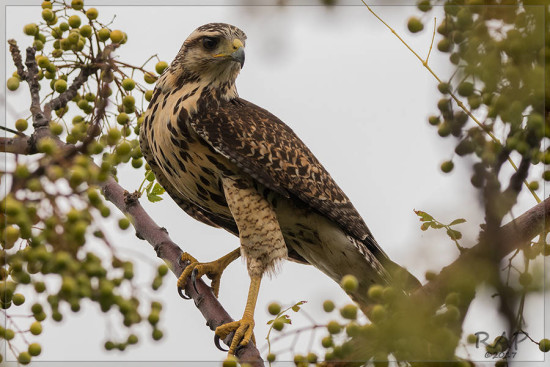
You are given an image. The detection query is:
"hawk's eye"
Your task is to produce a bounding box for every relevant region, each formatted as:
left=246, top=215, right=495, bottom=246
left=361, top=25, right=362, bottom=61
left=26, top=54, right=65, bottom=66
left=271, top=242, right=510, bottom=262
left=202, top=37, right=219, bottom=51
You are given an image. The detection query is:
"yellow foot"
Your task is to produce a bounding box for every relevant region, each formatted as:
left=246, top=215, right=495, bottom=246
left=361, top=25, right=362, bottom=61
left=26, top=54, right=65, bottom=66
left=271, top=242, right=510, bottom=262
left=215, top=316, right=256, bottom=355
left=176, top=249, right=240, bottom=299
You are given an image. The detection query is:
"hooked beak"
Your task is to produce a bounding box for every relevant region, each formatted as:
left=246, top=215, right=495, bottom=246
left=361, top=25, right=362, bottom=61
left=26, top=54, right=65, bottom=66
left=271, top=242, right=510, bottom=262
left=231, top=47, right=245, bottom=68
left=214, top=39, right=245, bottom=68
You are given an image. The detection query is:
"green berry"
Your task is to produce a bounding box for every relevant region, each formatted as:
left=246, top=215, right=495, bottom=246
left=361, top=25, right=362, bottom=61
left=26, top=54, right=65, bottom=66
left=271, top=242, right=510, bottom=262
left=86, top=8, right=98, bottom=20
left=152, top=328, right=163, bottom=340
left=144, top=72, right=157, bottom=84
left=18, top=351, right=31, bottom=365
left=321, top=336, right=333, bottom=348
left=467, top=333, right=478, bottom=344
left=98, top=28, right=110, bottom=42
left=122, top=95, right=135, bottom=108
left=441, top=160, right=454, bottom=173
left=7, top=77, right=20, bottom=91
left=68, top=15, right=81, bottom=28
left=407, top=17, right=424, bottom=33
left=54, top=79, right=67, bottom=93
left=116, top=141, right=132, bottom=156
left=24, top=23, right=39, bottom=36
left=367, top=284, right=384, bottom=300
left=80, top=25, right=92, bottom=38
left=122, top=78, right=135, bottom=91
left=539, top=338, right=550, bottom=352
left=128, top=334, right=138, bottom=344
left=327, top=320, right=341, bottom=334
left=457, top=81, right=474, bottom=97
left=323, top=300, right=335, bottom=312
left=30, top=321, right=42, bottom=335
left=118, top=217, right=130, bottom=230
left=155, top=61, right=168, bottom=74
left=223, top=356, right=238, bottom=367
left=267, top=302, right=281, bottom=315
left=42, top=9, right=55, bottom=22
left=267, top=353, right=276, bottom=362
left=370, top=304, right=386, bottom=322
left=117, top=112, right=130, bottom=125
left=340, top=274, right=358, bottom=292
left=12, top=293, right=25, bottom=306
left=28, top=343, right=41, bottom=356
left=145, top=90, right=154, bottom=101
left=272, top=318, right=284, bottom=331
left=340, top=304, right=358, bottom=320
left=71, top=0, right=84, bottom=10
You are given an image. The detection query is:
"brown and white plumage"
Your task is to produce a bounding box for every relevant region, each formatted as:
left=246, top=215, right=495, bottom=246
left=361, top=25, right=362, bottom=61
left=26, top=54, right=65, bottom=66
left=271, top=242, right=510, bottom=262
left=140, top=22, right=418, bottom=354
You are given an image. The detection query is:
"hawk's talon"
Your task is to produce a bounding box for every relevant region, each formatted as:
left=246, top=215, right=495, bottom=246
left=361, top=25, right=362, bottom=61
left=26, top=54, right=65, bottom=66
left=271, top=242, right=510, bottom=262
left=214, top=334, right=229, bottom=352
left=191, top=267, right=200, bottom=294
left=177, top=286, right=191, bottom=300
left=215, top=317, right=255, bottom=355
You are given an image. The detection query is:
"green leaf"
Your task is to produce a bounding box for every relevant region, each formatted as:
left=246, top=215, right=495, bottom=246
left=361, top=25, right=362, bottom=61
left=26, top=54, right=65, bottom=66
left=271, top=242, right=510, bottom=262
left=421, top=222, right=431, bottom=231
left=151, top=183, right=165, bottom=196
left=449, top=218, right=466, bottom=226
left=446, top=228, right=462, bottom=240
left=414, top=210, right=434, bottom=222
left=431, top=222, right=445, bottom=229
left=147, top=194, right=163, bottom=203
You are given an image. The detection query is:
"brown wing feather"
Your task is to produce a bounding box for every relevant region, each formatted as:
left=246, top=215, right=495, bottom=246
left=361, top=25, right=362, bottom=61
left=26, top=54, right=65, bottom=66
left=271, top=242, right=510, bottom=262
left=189, top=97, right=373, bottom=242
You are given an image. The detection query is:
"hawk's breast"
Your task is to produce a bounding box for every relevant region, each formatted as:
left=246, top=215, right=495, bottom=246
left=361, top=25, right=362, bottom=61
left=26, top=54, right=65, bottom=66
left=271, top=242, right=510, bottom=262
left=142, top=86, right=238, bottom=219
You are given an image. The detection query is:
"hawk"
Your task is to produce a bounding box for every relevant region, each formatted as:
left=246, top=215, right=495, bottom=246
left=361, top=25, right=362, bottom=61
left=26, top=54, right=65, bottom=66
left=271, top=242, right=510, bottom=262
left=140, top=22, right=419, bottom=355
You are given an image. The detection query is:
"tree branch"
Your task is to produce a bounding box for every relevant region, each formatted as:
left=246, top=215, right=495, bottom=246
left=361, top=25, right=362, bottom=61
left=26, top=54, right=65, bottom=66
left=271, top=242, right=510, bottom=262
left=0, top=135, right=31, bottom=154
left=415, top=196, right=550, bottom=304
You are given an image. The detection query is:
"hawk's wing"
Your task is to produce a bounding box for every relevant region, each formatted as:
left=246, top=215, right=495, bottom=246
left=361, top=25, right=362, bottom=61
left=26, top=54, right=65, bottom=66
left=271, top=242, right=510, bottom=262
left=190, top=97, right=376, bottom=244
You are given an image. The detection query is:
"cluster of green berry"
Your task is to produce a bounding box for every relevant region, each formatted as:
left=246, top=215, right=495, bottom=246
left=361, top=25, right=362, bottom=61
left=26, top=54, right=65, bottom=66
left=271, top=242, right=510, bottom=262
left=2, top=0, right=173, bottom=363
left=409, top=1, right=547, bottom=192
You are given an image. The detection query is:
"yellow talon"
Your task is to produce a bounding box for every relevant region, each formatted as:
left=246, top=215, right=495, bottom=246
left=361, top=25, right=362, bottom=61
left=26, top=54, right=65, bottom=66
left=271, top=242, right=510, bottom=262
left=215, top=275, right=261, bottom=355
left=176, top=248, right=240, bottom=298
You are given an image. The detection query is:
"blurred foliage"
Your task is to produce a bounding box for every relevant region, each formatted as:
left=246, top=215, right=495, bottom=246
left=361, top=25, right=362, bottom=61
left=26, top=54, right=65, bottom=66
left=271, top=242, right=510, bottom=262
left=2, top=0, right=170, bottom=363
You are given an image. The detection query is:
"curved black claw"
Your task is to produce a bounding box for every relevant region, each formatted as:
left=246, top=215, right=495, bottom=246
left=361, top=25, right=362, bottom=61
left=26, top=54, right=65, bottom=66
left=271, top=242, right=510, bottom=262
left=191, top=268, right=200, bottom=294
left=177, top=286, right=191, bottom=300
left=214, top=334, right=229, bottom=352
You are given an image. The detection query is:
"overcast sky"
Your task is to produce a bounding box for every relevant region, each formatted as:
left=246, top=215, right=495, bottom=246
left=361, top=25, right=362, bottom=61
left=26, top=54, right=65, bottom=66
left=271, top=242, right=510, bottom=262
left=2, top=1, right=548, bottom=366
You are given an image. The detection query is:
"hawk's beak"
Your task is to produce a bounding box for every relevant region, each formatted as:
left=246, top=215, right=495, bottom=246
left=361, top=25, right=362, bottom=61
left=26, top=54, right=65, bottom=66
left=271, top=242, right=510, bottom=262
left=230, top=39, right=245, bottom=68
left=213, top=39, right=245, bottom=68
left=231, top=47, right=245, bottom=68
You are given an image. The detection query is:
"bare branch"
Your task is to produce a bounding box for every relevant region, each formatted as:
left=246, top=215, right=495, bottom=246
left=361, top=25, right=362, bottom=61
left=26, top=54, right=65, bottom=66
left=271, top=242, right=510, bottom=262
left=0, top=135, right=31, bottom=154
left=22, top=46, right=48, bottom=128
left=7, top=39, right=27, bottom=80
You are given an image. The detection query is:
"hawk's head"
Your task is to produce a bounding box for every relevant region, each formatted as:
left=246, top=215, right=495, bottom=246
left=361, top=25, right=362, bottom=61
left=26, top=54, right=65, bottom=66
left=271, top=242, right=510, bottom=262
left=171, top=23, right=247, bottom=87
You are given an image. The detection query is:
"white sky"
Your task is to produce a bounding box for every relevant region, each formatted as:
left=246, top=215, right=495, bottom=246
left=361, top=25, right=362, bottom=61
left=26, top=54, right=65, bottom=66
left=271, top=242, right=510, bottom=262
left=1, top=1, right=548, bottom=366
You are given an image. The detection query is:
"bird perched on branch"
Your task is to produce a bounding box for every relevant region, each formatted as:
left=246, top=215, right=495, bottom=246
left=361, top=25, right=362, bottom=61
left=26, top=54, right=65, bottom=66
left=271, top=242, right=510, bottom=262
left=140, top=22, right=419, bottom=355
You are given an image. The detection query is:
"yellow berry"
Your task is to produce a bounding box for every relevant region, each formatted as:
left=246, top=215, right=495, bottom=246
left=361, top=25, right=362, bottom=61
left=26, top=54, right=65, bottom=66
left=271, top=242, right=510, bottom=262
left=15, top=119, right=28, bottom=132
left=323, top=300, right=335, bottom=312
left=86, top=8, right=98, bottom=20
left=539, top=338, right=550, bottom=352
left=71, top=0, right=84, bottom=10
left=68, top=15, right=81, bottom=28
left=110, top=29, right=124, bottom=43
left=18, top=351, right=31, bottom=365
left=144, top=72, right=157, bottom=84
left=23, top=23, right=39, bottom=36
left=7, top=77, right=20, bottom=91
left=145, top=89, right=154, bottom=101
left=30, top=321, right=42, bottom=335
left=122, top=78, right=135, bottom=91
left=155, top=61, right=168, bottom=74
left=28, top=343, right=41, bottom=356
left=340, top=274, right=358, bottom=292
left=407, top=17, right=424, bottom=33
left=54, top=79, right=67, bottom=93
left=97, top=28, right=110, bottom=42
left=80, top=25, right=92, bottom=38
